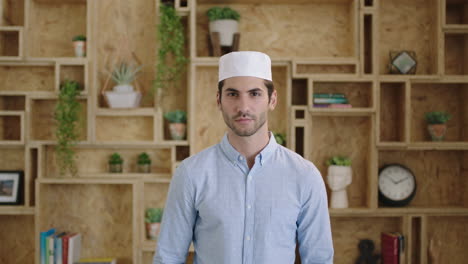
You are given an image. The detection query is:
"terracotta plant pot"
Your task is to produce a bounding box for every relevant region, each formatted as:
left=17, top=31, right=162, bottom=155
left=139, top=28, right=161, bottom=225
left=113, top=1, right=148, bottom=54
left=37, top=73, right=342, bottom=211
left=427, top=124, right=447, bottom=141
left=73, top=41, right=86, bottom=57
left=169, top=123, right=186, bottom=140
left=146, top=222, right=161, bottom=240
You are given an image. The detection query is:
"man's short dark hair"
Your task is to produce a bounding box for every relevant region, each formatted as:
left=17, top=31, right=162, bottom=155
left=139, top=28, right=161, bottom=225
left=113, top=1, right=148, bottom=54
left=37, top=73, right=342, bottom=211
left=218, top=79, right=275, bottom=102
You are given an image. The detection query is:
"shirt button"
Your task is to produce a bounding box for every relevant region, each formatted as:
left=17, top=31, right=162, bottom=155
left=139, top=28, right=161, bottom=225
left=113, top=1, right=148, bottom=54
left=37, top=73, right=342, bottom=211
left=247, top=236, right=251, bottom=241
left=247, top=205, right=251, bottom=209
left=239, top=156, right=244, bottom=161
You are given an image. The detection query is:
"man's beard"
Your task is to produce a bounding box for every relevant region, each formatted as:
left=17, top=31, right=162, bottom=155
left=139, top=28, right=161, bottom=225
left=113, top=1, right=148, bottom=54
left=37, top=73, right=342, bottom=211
left=222, top=110, right=267, bottom=137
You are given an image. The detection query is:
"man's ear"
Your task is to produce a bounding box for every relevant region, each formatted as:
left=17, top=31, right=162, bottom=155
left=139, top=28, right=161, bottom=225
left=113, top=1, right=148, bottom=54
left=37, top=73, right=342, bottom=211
left=217, top=92, right=221, bottom=110
left=269, top=90, right=277, bottom=111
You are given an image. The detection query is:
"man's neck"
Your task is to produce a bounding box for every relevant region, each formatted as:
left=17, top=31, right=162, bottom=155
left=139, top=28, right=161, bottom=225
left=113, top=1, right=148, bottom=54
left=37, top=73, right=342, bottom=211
left=227, top=128, right=270, bottom=169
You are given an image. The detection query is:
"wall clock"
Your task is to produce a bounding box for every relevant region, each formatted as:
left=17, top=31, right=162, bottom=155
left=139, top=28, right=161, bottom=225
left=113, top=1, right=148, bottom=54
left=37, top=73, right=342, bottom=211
left=378, top=164, right=417, bottom=207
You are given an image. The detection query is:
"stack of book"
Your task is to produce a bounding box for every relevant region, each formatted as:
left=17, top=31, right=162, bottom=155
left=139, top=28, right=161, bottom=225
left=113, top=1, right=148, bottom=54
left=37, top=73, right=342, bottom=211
left=313, top=93, right=352, bottom=108
left=40, top=228, right=82, bottom=264
left=381, top=232, right=405, bottom=264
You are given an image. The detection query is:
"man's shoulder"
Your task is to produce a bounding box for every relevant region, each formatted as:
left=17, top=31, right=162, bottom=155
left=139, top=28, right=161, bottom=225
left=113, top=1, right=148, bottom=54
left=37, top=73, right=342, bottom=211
left=275, top=145, right=322, bottom=182
left=179, top=143, right=221, bottom=168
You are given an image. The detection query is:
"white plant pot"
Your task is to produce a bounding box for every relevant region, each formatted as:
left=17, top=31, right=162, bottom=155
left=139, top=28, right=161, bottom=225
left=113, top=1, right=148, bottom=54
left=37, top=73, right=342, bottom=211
left=73, top=41, right=86, bottom=57
left=209, top=19, right=239, bottom=47
left=105, top=91, right=142, bottom=108
left=113, top=84, right=134, bottom=93
left=327, top=165, right=352, bottom=209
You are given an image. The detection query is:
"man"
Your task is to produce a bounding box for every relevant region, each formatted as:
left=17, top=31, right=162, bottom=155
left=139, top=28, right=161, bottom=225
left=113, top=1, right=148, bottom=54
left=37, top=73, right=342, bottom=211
left=153, top=51, right=333, bottom=264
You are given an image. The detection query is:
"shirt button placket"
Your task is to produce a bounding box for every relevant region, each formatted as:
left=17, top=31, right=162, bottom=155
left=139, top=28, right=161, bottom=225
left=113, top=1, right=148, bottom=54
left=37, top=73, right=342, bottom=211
left=243, top=167, right=255, bottom=264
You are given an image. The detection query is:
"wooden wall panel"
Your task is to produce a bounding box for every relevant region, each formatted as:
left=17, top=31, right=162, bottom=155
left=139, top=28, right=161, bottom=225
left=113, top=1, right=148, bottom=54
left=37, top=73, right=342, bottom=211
left=0, top=215, right=34, bottom=264
left=95, top=116, right=153, bottom=142
left=426, top=216, right=468, bottom=264
left=445, top=34, right=468, bottom=75
left=0, top=96, right=25, bottom=110
left=196, top=3, right=355, bottom=58
left=380, top=82, right=405, bottom=142
left=0, top=147, right=24, bottom=170
left=1, top=115, right=20, bottom=140
left=144, top=183, right=169, bottom=209
left=309, top=116, right=371, bottom=208
left=268, top=66, right=288, bottom=137
left=0, top=65, right=54, bottom=92
left=39, top=184, right=133, bottom=264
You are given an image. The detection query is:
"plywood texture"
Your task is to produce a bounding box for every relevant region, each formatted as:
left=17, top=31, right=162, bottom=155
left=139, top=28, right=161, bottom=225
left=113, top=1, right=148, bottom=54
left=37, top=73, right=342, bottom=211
left=196, top=3, right=355, bottom=58
left=331, top=216, right=402, bottom=264
left=292, top=79, right=308, bottom=106
left=60, top=65, right=85, bottom=89
left=1, top=0, right=25, bottom=26
left=0, top=147, right=24, bottom=170
left=378, top=150, right=468, bottom=208
left=379, top=0, right=438, bottom=75
left=268, top=66, right=288, bottom=136
left=0, top=115, right=20, bottom=140
left=446, top=1, right=468, bottom=24
left=445, top=34, right=468, bottom=75
left=0, top=215, right=34, bottom=264
left=0, top=95, right=25, bottom=110
left=31, top=99, right=87, bottom=141
left=0, top=30, right=19, bottom=56
left=39, top=184, right=133, bottom=264
left=27, top=1, right=86, bottom=57
left=309, top=116, right=371, bottom=208
left=44, top=146, right=172, bottom=176
left=296, top=64, right=355, bottom=75
left=426, top=216, right=468, bottom=264
left=380, top=82, right=405, bottom=142
left=0, top=65, right=55, bottom=92
left=410, top=83, right=468, bottom=142
left=95, top=116, right=153, bottom=142
left=313, top=81, right=372, bottom=108
left=144, top=183, right=169, bottom=209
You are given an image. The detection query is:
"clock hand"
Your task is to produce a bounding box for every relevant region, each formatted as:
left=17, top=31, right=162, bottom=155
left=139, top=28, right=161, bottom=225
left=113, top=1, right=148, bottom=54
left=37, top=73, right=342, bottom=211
left=395, top=177, right=409, bottom=184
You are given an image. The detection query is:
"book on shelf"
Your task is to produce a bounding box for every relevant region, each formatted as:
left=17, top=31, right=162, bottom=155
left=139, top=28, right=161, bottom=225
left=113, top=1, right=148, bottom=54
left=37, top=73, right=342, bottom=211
left=74, top=258, right=117, bottom=264
left=313, top=93, right=346, bottom=98
left=40, top=228, right=55, bottom=264
left=313, top=103, right=353, bottom=108
left=381, top=232, right=405, bottom=264
left=313, top=97, right=349, bottom=104
left=40, top=229, right=81, bottom=264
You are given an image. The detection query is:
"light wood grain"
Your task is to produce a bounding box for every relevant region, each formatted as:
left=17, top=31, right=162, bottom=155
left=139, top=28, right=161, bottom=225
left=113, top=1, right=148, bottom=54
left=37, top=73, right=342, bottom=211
left=0, top=215, right=35, bottom=264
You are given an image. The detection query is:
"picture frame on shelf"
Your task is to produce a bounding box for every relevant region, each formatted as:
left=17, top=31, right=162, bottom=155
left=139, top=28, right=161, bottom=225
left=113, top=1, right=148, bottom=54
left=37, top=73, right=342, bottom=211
left=0, top=171, right=23, bottom=205
left=388, top=51, right=417, bottom=74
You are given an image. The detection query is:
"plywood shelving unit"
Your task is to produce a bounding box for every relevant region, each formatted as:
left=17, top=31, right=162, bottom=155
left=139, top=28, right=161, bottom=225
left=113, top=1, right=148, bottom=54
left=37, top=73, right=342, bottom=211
left=0, top=0, right=468, bottom=263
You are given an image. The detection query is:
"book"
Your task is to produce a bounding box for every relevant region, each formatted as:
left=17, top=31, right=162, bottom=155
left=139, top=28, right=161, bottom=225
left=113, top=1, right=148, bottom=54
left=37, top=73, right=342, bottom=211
left=381, top=232, right=405, bottom=264
left=313, top=93, right=346, bottom=98
left=47, top=234, right=56, bottom=264
left=313, top=103, right=330, bottom=108
left=54, top=232, right=67, bottom=264
left=74, top=258, right=117, bottom=264
left=313, top=97, right=349, bottom=104
left=68, top=233, right=82, bottom=264
left=40, top=228, right=56, bottom=264
left=63, top=233, right=76, bottom=264
left=328, top=104, right=352, bottom=108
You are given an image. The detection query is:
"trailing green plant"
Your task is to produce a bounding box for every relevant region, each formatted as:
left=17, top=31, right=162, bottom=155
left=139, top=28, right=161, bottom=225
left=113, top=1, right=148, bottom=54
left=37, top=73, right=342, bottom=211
left=206, top=7, right=240, bottom=21
left=138, top=152, right=151, bottom=165
left=273, top=132, right=286, bottom=146
left=72, top=35, right=86, bottom=42
left=54, top=80, right=82, bottom=176
left=109, top=153, right=123, bottom=165
left=164, top=110, right=187, bottom=123
left=326, top=156, right=351, bottom=166
left=109, top=62, right=143, bottom=86
left=424, top=111, right=451, bottom=124
left=145, top=208, right=164, bottom=223
left=153, top=3, right=188, bottom=99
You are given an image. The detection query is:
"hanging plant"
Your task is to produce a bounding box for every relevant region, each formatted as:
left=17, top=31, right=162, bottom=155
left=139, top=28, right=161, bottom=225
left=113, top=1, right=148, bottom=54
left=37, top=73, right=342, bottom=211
left=152, top=3, right=188, bottom=102
left=54, top=80, right=82, bottom=177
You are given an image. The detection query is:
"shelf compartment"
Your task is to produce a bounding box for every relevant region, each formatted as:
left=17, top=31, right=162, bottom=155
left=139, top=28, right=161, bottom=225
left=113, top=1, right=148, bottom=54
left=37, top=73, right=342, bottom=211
left=0, top=95, right=25, bottom=110
left=362, top=13, right=374, bottom=74
left=293, top=60, right=357, bottom=76
left=331, top=216, right=403, bottom=264
left=43, top=145, right=172, bottom=178
left=0, top=0, right=25, bottom=26
left=410, top=82, right=468, bottom=142
left=27, top=0, right=87, bottom=58
left=378, top=0, right=439, bottom=75
left=142, top=182, right=170, bottom=250
left=444, top=32, right=468, bottom=75
left=38, top=182, right=134, bottom=263
left=379, top=82, right=407, bottom=143
left=195, top=0, right=357, bottom=58
left=291, top=79, right=308, bottom=106
left=309, top=116, right=373, bottom=208
left=445, top=0, right=468, bottom=26
left=0, top=147, right=24, bottom=171
left=95, top=116, right=154, bottom=143
left=0, top=215, right=34, bottom=264
left=426, top=215, right=468, bottom=264
left=310, top=80, right=374, bottom=110
left=0, top=111, right=23, bottom=143
left=0, top=26, right=22, bottom=59
left=378, top=150, right=468, bottom=208
left=0, top=64, right=55, bottom=92
left=30, top=98, right=87, bottom=141
left=57, top=62, right=87, bottom=92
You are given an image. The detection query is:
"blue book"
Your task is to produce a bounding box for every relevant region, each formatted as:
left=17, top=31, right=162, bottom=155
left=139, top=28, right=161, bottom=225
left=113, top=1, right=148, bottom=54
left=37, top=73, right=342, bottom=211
left=40, top=228, right=55, bottom=264
left=54, top=232, right=66, bottom=264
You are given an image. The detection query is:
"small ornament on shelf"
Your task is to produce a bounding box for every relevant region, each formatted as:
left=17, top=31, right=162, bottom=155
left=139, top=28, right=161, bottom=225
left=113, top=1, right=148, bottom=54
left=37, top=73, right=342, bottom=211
left=72, top=35, right=86, bottom=57
left=164, top=110, right=187, bottom=140
left=137, top=152, right=151, bottom=173
left=388, top=50, right=417, bottom=74
left=313, top=93, right=352, bottom=108
left=108, top=153, right=123, bottom=173
left=424, top=111, right=451, bottom=141
left=207, top=6, right=241, bottom=56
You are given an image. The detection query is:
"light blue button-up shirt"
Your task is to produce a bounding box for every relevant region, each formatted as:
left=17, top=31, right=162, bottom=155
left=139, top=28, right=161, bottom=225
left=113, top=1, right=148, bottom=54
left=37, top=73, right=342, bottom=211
left=153, top=133, right=333, bottom=264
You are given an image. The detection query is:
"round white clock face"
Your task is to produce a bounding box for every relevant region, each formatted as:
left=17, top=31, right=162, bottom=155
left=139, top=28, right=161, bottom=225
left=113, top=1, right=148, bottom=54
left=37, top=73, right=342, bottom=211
left=379, top=165, right=416, bottom=201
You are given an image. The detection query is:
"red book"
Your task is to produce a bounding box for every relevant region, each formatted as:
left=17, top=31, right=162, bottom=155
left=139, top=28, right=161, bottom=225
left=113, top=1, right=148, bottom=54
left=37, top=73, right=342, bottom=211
left=381, top=232, right=402, bottom=264
left=62, top=233, right=76, bottom=264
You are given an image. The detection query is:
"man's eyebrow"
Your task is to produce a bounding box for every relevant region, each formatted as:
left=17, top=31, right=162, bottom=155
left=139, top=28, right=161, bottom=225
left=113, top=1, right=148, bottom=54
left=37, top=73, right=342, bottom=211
left=223, top=87, right=263, bottom=93
left=224, top=88, right=239, bottom=93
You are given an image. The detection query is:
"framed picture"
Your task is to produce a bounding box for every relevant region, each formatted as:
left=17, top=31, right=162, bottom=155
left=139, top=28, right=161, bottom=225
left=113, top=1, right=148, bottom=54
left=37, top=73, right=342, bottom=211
left=0, top=171, right=23, bottom=205
left=389, top=51, right=417, bottom=74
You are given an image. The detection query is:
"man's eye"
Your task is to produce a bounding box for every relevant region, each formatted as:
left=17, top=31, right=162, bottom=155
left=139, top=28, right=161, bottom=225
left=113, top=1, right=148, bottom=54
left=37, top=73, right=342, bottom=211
left=227, top=92, right=237, bottom=97
left=251, top=92, right=261, bottom=96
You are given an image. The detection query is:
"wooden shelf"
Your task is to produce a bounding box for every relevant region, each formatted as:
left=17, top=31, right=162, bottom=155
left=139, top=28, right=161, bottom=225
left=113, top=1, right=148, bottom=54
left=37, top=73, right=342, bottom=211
left=309, top=108, right=374, bottom=116
left=0, top=206, right=35, bottom=215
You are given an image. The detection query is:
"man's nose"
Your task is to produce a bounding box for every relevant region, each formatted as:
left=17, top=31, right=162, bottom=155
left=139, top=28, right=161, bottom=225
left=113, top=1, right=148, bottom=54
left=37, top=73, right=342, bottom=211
left=235, top=95, right=250, bottom=113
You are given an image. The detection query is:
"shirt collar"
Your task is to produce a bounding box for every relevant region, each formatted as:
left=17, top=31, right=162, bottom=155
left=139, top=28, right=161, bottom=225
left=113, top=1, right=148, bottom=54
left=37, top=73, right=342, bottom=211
left=220, top=131, right=278, bottom=166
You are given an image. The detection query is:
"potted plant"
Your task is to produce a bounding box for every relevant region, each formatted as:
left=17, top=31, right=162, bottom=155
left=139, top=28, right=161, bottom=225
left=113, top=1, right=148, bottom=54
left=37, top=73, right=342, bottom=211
left=425, top=111, right=451, bottom=141
left=54, top=80, right=82, bottom=177
left=105, top=62, right=143, bottom=108
left=145, top=208, right=164, bottom=240
left=153, top=3, right=188, bottom=104
left=164, top=110, right=187, bottom=140
left=137, top=152, right=151, bottom=173
left=326, top=156, right=352, bottom=209
left=207, top=6, right=240, bottom=47
left=109, top=153, right=123, bottom=173
left=273, top=132, right=286, bottom=146
left=72, top=35, right=86, bottom=57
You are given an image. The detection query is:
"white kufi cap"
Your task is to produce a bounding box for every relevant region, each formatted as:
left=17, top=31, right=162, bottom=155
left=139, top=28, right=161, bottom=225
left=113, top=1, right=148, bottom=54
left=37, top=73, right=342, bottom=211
left=218, top=51, right=272, bottom=82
